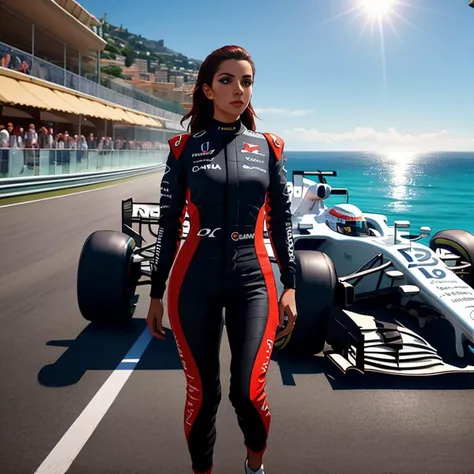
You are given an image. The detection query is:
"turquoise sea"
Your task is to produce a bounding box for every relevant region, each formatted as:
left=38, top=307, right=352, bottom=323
left=283, top=151, right=474, bottom=239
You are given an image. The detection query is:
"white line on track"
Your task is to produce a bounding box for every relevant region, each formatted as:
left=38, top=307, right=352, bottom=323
left=0, top=171, right=160, bottom=209
left=0, top=182, right=124, bottom=209
left=34, top=327, right=153, bottom=474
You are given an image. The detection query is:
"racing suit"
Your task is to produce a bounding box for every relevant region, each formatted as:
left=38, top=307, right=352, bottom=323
left=150, top=118, right=296, bottom=474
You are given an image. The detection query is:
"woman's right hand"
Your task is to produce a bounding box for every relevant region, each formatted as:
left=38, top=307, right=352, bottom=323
left=146, top=298, right=166, bottom=340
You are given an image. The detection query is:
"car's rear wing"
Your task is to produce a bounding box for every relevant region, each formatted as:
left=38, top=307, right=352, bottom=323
left=121, top=198, right=162, bottom=246
left=292, top=170, right=337, bottom=181
left=121, top=198, right=190, bottom=246
left=291, top=170, right=349, bottom=203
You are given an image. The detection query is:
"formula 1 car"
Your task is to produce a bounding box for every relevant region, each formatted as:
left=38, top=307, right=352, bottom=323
left=76, top=169, right=474, bottom=377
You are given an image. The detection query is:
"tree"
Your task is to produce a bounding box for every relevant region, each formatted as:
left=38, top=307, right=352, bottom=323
left=121, top=45, right=136, bottom=67
left=101, top=65, right=123, bottom=78
left=105, top=42, right=121, bottom=56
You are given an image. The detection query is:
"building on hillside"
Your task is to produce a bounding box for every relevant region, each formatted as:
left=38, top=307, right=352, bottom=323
left=134, top=59, right=148, bottom=75
left=120, top=79, right=193, bottom=110
left=155, top=68, right=169, bottom=82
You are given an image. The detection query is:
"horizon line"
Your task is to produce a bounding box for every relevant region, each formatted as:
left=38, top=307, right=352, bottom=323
left=284, top=149, right=474, bottom=153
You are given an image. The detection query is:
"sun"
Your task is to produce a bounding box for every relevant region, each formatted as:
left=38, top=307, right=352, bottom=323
left=320, top=0, right=420, bottom=91
left=361, top=0, right=398, bottom=19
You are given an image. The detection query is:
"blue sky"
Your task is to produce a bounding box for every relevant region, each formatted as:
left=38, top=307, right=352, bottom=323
left=80, top=0, right=474, bottom=151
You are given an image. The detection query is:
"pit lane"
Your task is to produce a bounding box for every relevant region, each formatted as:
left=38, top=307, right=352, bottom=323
left=0, top=172, right=473, bottom=474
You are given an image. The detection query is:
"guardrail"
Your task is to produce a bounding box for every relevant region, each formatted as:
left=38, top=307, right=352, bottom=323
left=0, top=164, right=163, bottom=198
left=0, top=148, right=168, bottom=198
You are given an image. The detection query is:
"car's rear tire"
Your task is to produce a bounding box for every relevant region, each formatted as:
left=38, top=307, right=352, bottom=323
left=276, top=250, right=337, bottom=356
left=430, top=229, right=474, bottom=286
left=77, top=230, right=139, bottom=324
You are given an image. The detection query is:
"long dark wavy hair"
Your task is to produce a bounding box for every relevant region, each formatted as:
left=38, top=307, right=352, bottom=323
left=180, top=45, right=258, bottom=133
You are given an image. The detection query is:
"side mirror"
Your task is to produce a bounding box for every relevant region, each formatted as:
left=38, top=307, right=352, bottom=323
left=394, top=220, right=410, bottom=244
left=420, top=226, right=431, bottom=237
left=394, top=220, right=410, bottom=229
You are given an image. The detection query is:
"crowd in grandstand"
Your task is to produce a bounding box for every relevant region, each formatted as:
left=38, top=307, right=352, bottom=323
left=0, top=121, right=167, bottom=151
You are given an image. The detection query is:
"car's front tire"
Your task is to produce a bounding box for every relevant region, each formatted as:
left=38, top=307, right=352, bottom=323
left=275, top=250, right=337, bottom=356
left=430, top=229, right=474, bottom=286
left=77, top=230, right=139, bottom=324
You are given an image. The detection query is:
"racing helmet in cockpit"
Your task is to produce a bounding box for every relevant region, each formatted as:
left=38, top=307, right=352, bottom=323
left=326, top=203, right=368, bottom=237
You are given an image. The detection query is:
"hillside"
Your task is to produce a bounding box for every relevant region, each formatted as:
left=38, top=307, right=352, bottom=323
left=99, top=16, right=202, bottom=72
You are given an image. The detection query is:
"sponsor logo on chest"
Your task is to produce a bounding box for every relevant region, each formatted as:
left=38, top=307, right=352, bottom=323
left=192, top=141, right=215, bottom=158
left=245, top=156, right=264, bottom=164
left=240, top=142, right=265, bottom=156
left=192, top=163, right=221, bottom=173
left=242, top=164, right=267, bottom=174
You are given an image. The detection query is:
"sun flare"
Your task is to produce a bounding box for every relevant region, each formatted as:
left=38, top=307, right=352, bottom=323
left=320, top=0, right=421, bottom=92
left=356, top=0, right=404, bottom=90
left=361, top=0, right=398, bottom=19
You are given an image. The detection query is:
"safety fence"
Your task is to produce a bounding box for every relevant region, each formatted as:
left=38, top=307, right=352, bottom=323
left=0, top=148, right=167, bottom=198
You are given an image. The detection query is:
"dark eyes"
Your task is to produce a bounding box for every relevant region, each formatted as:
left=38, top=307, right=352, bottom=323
left=219, top=77, right=253, bottom=87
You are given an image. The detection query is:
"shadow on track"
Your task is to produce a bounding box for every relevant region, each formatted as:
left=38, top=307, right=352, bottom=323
left=326, top=369, right=474, bottom=390
left=270, top=351, right=328, bottom=386
left=38, top=316, right=474, bottom=391
left=38, top=319, right=182, bottom=387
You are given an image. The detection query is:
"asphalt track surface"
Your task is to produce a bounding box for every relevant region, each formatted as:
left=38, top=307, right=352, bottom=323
left=1, top=172, right=474, bottom=474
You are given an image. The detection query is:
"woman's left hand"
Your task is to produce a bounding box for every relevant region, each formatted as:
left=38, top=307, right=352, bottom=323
left=276, top=288, right=297, bottom=340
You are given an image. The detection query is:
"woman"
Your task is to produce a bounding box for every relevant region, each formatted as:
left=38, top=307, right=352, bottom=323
left=146, top=45, right=297, bottom=474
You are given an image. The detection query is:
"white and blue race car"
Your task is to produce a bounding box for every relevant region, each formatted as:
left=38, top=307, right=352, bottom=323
left=269, top=170, right=474, bottom=376
left=76, top=169, right=474, bottom=377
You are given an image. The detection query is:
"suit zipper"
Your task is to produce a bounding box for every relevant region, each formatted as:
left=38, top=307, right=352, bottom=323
left=222, top=141, right=229, bottom=286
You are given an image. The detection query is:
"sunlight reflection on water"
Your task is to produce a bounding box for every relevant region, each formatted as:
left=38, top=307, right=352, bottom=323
left=365, top=150, right=429, bottom=213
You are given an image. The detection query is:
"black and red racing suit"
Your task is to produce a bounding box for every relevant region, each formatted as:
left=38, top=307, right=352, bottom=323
left=150, top=118, right=296, bottom=474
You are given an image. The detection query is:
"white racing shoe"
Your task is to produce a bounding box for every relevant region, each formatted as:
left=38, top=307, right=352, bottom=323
left=245, top=459, right=265, bottom=474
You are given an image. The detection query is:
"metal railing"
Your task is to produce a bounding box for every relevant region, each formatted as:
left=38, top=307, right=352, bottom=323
left=0, top=164, right=164, bottom=198
left=0, top=147, right=168, bottom=179
left=0, top=41, right=185, bottom=123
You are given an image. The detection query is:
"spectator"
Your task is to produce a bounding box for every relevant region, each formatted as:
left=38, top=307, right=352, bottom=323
left=6, top=123, right=14, bottom=146
left=0, top=124, right=9, bottom=147
left=77, top=135, right=88, bottom=163
left=19, top=60, right=30, bottom=75
left=1, top=52, right=11, bottom=68
left=0, top=125, right=8, bottom=175
left=12, top=126, right=24, bottom=148
left=24, top=123, right=38, bottom=169
left=39, top=127, right=51, bottom=148
left=87, top=132, right=97, bottom=149
left=24, top=124, right=38, bottom=148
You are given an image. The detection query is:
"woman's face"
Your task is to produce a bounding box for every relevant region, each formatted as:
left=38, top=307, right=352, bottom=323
left=204, top=59, right=254, bottom=122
